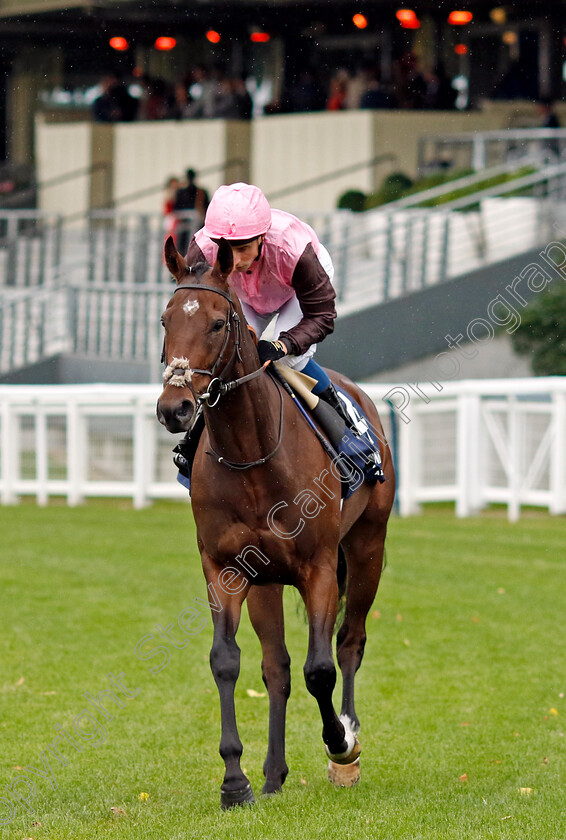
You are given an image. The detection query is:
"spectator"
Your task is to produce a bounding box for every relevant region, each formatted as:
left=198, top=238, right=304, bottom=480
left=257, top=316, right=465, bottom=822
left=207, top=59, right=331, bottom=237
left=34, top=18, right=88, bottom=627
left=393, top=51, right=427, bottom=109
left=170, top=81, right=193, bottom=120
left=286, top=68, right=326, bottom=113
left=186, top=65, right=216, bottom=118
left=92, top=73, right=138, bottom=122
left=424, top=63, right=457, bottom=110
left=231, top=77, right=253, bottom=119
left=211, top=77, right=238, bottom=118
left=173, top=169, right=210, bottom=255
left=326, top=70, right=349, bottom=111
left=143, top=77, right=173, bottom=120
left=538, top=96, right=560, bottom=129
left=163, top=175, right=181, bottom=241
left=538, top=97, right=561, bottom=159
left=359, top=65, right=396, bottom=109
left=344, top=63, right=368, bottom=109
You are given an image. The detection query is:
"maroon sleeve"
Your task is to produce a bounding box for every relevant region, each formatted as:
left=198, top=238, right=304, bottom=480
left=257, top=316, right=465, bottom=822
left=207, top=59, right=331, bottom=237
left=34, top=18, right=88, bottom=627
left=185, top=236, right=207, bottom=266
left=278, top=244, right=337, bottom=356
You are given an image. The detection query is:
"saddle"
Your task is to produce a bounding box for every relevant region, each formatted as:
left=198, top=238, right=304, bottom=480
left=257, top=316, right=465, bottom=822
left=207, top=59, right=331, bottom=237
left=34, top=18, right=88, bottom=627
left=174, top=366, right=385, bottom=498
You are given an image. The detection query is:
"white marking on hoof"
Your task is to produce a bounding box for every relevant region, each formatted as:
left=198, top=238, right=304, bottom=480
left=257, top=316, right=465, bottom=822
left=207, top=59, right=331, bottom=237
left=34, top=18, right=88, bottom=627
left=183, top=299, right=199, bottom=316
left=325, top=715, right=361, bottom=764
left=328, top=756, right=361, bottom=787
left=340, top=713, right=360, bottom=736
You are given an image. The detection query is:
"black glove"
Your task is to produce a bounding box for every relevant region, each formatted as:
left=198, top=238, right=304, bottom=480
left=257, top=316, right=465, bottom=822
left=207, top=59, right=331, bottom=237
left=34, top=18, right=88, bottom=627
left=257, top=339, right=288, bottom=364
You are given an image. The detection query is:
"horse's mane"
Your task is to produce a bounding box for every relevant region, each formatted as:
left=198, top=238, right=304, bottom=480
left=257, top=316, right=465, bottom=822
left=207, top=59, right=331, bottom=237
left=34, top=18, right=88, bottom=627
left=186, top=261, right=212, bottom=283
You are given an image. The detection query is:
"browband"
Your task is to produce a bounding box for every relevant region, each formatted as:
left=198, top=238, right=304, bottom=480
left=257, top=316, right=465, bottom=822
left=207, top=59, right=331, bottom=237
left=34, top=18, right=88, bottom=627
left=173, top=283, right=233, bottom=303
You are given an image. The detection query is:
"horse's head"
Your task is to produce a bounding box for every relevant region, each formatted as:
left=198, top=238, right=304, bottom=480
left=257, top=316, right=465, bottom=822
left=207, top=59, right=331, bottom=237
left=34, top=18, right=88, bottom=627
left=157, top=236, right=239, bottom=433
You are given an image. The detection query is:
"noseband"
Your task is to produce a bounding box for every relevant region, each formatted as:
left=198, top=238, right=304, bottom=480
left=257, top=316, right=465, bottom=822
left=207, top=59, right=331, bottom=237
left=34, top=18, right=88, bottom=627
left=162, top=282, right=267, bottom=408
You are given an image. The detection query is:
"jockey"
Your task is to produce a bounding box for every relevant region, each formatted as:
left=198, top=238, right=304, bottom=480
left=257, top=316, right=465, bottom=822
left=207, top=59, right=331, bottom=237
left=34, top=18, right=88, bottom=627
left=185, top=181, right=350, bottom=424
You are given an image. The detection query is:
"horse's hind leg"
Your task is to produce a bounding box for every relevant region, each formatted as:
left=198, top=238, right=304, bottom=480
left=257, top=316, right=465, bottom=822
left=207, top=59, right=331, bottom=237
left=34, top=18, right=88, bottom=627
left=337, top=511, right=388, bottom=734
left=247, top=584, right=290, bottom=795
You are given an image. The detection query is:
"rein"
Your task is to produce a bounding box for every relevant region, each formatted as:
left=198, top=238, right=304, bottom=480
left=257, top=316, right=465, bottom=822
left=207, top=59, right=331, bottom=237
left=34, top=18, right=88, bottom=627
left=164, top=281, right=285, bottom=470
left=205, top=377, right=285, bottom=470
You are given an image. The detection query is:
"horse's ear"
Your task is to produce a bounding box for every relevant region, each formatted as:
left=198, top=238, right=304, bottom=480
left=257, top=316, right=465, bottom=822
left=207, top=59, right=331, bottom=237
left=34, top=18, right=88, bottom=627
left=164, top=236, right=189, bottom=284
left=213, top=238, right=234, bottom=281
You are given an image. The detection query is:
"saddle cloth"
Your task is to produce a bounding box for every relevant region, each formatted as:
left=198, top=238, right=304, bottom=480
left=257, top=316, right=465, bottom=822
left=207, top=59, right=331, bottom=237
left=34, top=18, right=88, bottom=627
left=334, top=387, right=386, bottom=500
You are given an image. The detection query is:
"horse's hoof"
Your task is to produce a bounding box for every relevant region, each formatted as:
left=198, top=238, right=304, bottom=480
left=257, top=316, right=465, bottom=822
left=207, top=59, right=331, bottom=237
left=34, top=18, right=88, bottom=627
left=220, top=782, right=255, bottom=810
left=328, top=756, right=361, bottom=787
left=326, top=734, right=361, bottom=766
left=261, top=781, right=283, bottom=796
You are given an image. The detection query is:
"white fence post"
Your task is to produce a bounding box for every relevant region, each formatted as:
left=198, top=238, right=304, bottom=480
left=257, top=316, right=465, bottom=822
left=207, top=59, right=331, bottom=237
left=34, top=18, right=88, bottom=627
left=398, top=407, right=420, bottom=516
left=133, top=398, right=149, bottom=509
left=550, top=390, right=566, bottom=515
left=35, top=401, right=48, bottom=506
left=508, top=395, right=521, bottom=523
left=1, top=396, right=17, bottom=505
left=456, top=391, right=482, bottom=517
left=66, top=398, right=84, bottom=506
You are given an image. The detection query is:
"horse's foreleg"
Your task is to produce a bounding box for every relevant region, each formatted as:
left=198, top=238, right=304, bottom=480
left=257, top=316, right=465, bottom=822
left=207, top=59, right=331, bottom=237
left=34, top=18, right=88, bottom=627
left=299, top=562, right=359, bottom=764
left=203, top=556, right=254, bottom=810
left=247, top=584, right=290, bottom=795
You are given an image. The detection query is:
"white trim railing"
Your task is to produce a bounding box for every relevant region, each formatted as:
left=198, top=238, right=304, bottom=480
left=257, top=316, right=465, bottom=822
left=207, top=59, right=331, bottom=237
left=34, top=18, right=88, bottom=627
left=0, top=379, right=565, bottom=520
left=418, top=128, right=566, bottom=172
left=362, top=377, right=566, bottom=522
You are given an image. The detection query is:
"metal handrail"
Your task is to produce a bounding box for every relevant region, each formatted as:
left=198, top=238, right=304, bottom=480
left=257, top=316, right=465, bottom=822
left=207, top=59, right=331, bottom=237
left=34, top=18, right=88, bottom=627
left=265, top=153, right=398, bottom=201
left=0, top=162, right=111, bottom=209
left=107, top=157, right=248, bottom=209
left=405, top=160, right=566, bottom=213
left=424, top=128, right=566, bottom=143
left=376, top=159, right=540, bottom=210
left=419, top=128, right=566, bottom=172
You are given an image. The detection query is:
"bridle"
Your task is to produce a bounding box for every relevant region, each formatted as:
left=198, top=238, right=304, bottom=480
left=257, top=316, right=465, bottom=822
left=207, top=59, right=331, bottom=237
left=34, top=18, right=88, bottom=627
left=162, top=282, right=268, bottom=408
left=162, top=281, right=285, bottom=470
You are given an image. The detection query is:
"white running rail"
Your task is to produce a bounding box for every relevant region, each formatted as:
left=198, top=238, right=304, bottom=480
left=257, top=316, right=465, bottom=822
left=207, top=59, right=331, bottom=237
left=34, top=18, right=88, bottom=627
left=1, top=379, right=564, bottom=521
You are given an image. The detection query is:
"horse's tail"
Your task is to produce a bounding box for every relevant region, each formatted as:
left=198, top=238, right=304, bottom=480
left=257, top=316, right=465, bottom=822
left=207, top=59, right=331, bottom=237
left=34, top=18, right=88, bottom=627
left=335, top=545, right=347, bottom=629
left=296, top=546, right=348, bottom=629
left=337, top=545, right=347, bottom=601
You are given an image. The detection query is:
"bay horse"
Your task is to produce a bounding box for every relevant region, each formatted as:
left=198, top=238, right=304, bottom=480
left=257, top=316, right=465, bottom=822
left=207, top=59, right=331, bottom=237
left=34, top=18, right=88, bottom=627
left=157, top=236, right=395, bottom=808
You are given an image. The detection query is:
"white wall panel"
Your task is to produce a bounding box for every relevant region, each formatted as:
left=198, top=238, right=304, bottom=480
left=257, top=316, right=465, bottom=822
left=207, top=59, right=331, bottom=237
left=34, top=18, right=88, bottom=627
left=36, top=121, right=91, bottom=224
left=113, top=121, right=228, bottom=213
left=251, top=111, right=375, bottom=212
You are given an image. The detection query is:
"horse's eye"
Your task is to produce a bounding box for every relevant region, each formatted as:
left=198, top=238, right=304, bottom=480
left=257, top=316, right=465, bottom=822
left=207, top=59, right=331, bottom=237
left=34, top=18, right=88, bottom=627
left=212, top=319, right=225, bottom=332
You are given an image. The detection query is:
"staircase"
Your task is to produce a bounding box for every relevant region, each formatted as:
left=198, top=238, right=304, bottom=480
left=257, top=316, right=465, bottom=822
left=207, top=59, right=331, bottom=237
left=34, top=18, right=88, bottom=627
left=2, top=162, right=566, bottom=381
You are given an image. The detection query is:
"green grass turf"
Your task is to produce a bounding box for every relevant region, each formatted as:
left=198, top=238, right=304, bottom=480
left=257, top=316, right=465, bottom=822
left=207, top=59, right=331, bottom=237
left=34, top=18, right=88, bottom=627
left=0, top=501, right=565, bottom=839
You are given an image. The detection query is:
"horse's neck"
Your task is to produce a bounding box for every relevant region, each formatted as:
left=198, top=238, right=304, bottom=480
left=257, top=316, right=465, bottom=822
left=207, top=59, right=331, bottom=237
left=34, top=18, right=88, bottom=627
left=204, top=340, right=280, bottom=465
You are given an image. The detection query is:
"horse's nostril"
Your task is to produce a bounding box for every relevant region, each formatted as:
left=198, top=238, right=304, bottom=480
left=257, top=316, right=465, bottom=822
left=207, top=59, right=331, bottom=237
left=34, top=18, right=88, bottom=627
left=176, top=400, right=194, bottom=421
left=156, top=398, right=195, bottom=432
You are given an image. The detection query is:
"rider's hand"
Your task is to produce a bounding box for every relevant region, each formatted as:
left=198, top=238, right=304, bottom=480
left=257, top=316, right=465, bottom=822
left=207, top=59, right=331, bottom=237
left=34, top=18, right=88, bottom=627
left=257, top=339, right=288, bottom=364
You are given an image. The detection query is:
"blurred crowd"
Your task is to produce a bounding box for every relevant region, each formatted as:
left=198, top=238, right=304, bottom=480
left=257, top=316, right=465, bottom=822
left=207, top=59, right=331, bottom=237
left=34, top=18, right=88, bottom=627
left=92, top=52, right=458, bottom=124
left=277, top=54, right=458, bottom=113
left=93, top=64, right=253, bottom=123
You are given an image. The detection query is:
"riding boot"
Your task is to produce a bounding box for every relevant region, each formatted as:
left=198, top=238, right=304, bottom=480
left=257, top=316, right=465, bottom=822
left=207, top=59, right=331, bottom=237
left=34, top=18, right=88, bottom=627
left=317, top=381, right=385, bottom=487
left=318, top=382, right=355, bottom=431
left=172, top=406, right=205, bottom=480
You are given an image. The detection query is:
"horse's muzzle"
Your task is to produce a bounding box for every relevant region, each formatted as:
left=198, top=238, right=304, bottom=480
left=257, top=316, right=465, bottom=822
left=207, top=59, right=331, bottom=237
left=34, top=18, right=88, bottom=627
left=156, top=393, right=195, bottom=433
